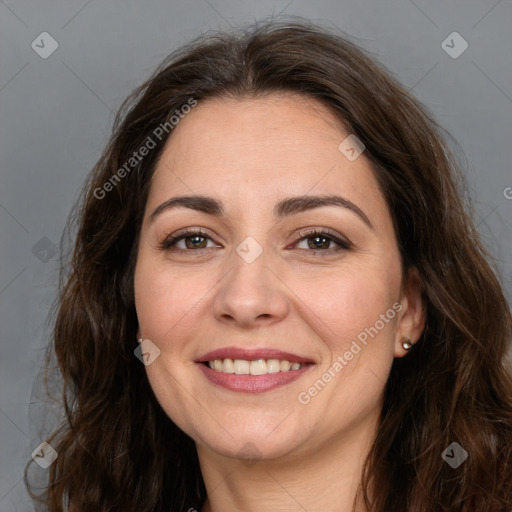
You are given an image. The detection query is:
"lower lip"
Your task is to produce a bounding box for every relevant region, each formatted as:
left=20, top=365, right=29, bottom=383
left=196, top=362, right=314, bottom=393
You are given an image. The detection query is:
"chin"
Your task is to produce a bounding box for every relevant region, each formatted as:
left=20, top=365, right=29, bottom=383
left=193, top=420, right=310, bottom=463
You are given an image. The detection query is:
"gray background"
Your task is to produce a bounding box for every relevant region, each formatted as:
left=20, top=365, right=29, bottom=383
left=1, top=0, right=511, bottom=509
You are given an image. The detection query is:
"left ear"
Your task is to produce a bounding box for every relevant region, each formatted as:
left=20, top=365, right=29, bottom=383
left=394, top=267, right=426, bottom=357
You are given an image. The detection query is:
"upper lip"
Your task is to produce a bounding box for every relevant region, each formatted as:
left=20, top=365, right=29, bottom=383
left=196, top=347, right=315, bottom=364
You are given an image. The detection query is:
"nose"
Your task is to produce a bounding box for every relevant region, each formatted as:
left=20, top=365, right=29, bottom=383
left=212, top=244, right=289, bottom=329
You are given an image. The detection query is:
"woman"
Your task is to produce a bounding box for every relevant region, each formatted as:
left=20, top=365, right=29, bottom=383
left=25, top=19, right=512, bottom=512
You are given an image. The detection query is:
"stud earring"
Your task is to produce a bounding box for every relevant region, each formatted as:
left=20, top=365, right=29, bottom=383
left=402, top=338, right=413, bottom=350
left=137, top=338, right=143, bottom=343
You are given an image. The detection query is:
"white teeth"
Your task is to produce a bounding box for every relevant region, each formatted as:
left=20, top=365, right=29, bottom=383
left=222, top=358, right=235, bottom=373
left=234, top=359, right=250, bottom=374
left=249, top=359, right=267, bottom=375
left=266, top=359, right=281, bottom=373
left=207, top=358, right=306, bottom=374
left=280, top=360, right=291, bottom=371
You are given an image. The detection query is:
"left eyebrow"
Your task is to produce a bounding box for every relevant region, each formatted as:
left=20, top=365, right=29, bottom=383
left=149, top=194, right=374, bottom=231
left=274, top=194, right=373, bottom=230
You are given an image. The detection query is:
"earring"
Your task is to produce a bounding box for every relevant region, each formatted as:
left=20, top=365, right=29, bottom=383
left=137, top=338, right=143, bottom=343
left=402, top=338, right=413, bottom=350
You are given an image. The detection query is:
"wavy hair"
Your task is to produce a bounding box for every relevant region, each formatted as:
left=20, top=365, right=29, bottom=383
left=25, top=18, right=512, bottom=512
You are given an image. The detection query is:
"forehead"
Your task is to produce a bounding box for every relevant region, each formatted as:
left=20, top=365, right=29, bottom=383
left=147, top=93, right=387, bottom=225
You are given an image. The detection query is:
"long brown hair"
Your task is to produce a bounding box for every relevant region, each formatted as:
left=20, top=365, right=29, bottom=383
left=25, top=19, right=512, bottom=511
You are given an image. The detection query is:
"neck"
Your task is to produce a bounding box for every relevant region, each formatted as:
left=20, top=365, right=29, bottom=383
left=197, top=412, right=378, bottom=512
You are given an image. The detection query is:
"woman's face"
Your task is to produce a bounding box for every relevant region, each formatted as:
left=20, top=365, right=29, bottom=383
left=134, top=94, right=422, bottom=462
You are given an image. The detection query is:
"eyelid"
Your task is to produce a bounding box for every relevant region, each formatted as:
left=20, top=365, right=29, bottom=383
left=292, top=227, right=352, bottom=245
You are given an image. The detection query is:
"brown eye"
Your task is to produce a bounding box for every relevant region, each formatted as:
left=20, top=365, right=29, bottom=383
left=291, top=229, right=352, bottom=255
left=159, top=228, right=220, bottom=253
left=183, top=234, right=208, bottom=249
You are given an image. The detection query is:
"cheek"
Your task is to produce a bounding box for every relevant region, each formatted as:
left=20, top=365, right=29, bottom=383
left=292, top=260, right=400, bottom=352
left=133, top=259, right=201, bottom=347
left=304, top=265, right=400, bottom=402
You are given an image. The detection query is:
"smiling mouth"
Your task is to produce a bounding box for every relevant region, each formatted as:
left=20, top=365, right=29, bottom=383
left=196, top=347, right=316, bottom=392
left=202, top=358, right=312, bottom=375
left=197, top=358, right=315, bottom=393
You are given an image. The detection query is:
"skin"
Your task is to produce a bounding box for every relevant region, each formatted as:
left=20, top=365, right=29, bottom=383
left=134, top=93, right=425, bottom=512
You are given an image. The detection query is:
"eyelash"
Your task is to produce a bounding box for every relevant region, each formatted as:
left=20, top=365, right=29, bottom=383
left=158, top=227, right=353, bottom=256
